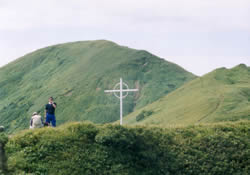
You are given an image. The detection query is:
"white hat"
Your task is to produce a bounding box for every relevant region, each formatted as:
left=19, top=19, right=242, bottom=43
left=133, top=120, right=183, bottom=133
left=32, top=112, right=38, bottom=116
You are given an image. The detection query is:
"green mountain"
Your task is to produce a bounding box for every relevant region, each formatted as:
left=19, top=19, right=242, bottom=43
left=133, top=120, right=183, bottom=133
left=0, top=40, right=196, bottom=132
left=4, top=121, right=250, bottom=174
left=123, top=64, right=250, bottom=125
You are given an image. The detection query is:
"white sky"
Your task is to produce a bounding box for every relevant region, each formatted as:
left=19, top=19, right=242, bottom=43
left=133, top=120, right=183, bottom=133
left=0, top=0, right=249, bottom=75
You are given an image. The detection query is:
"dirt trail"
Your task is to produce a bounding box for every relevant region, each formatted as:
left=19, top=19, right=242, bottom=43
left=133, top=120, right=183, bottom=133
left=198, top=94, right=224, bottom=122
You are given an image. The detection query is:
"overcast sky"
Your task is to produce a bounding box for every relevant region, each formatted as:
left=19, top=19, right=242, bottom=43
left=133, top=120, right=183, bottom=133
left=0, top=0, right=249, bottom=75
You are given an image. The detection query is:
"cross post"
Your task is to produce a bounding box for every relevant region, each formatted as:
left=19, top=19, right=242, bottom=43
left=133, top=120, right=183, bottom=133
left=104, top=78, right=138, bottom=125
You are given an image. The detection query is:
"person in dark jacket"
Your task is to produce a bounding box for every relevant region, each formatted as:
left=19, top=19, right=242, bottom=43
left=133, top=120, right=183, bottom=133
left=45, top=97, right=57, bottom=127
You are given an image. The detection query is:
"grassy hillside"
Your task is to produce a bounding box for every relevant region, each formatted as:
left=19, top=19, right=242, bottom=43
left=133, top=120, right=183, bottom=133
left=0, top=40, right=196, bottom=133
left=123, top=64, right=250, bottom=125
left=4, top=121, right=250, bottom=175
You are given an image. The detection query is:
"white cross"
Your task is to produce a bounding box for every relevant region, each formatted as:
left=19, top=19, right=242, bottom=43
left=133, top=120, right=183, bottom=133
left=104, top=78, right=139, bottom=125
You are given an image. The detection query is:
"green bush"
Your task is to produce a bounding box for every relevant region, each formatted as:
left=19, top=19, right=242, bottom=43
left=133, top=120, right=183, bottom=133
left=5, top=121, right=250, bottom=175
left=136, top=110, right=154, bottom=122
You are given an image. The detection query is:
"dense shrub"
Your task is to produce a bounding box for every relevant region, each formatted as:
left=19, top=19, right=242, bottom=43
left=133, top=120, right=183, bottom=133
left=0, top=133, right=8, bottom=175
left=5, top=121, right=250, bottom=175
left=136, top=110, right=154, bottom=122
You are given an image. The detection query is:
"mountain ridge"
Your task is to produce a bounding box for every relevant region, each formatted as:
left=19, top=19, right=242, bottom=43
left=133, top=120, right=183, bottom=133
left=0, top=40, right=196, bottom=132
left=123, top=64, right=250, bottom=125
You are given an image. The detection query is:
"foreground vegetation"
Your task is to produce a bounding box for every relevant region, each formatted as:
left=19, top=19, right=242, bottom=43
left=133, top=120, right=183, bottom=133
left=4, top=121, right=250, bottom=175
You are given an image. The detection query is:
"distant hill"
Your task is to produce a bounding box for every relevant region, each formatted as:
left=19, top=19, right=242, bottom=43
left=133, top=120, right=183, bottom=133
left=0, top=40, right=196, bottom=132
left=123, top=64, right=250, bottom=125
left=5, top=121, right=250, bottom=174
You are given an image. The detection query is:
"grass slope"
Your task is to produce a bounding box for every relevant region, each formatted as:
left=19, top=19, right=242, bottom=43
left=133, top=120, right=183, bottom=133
left=123, top=64, right=250, bottom=125
left=5, top=121, right=250, bottom=175
left=0, top=40, right=196, bottom=133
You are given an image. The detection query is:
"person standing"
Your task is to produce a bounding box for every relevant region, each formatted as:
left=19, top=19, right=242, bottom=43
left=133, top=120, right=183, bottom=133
left=45, top=97, right=57, bottom=127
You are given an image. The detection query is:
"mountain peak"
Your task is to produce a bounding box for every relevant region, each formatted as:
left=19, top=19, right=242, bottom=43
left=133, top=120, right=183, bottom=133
left=0, top=40, right=196, bottom=132
left=233, top=63, right=248, bottom=70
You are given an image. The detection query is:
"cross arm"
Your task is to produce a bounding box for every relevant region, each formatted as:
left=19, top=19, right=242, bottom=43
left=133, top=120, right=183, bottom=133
left=104, top=90, right=120, bottom=93
left=104, top=89, right=139, bottom=93
left=122, top=89, right=139, bottom=92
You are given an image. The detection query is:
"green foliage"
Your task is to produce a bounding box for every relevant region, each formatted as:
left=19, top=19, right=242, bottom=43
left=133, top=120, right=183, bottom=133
left=0, top=40, right=196, bottom=133
left=5, top=121, right=250, bottom=175
left=0, top=133, right=8, bottom=145
left=0, top=133, right=8, bottom=175
left=124, top=64, right=250, bottom=125
left=136, top=110, right=154, bottom=122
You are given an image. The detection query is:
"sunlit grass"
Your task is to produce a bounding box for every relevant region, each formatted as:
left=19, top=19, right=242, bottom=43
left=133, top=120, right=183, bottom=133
left=124, top=64, right=250, bottom=125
